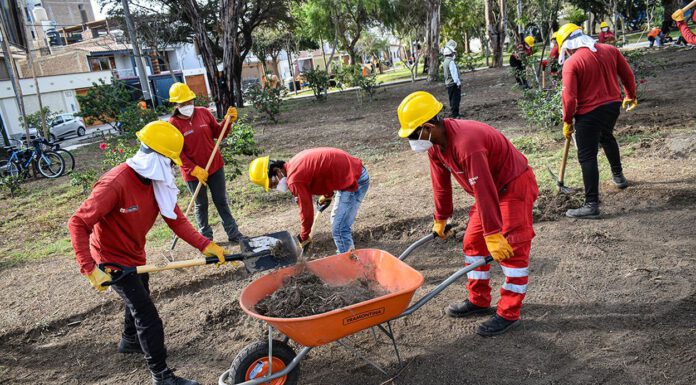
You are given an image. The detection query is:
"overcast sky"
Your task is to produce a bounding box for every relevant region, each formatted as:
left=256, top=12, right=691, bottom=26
left=91, top=0, right=106, bottom=19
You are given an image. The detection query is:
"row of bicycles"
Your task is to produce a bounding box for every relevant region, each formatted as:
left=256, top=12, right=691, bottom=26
left=0, top=138, right=75, bottom=180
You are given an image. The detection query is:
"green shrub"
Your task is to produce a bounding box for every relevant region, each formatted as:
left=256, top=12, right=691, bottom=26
left=220, top=117, right=262, bottom=180
left=305, top=68, right=330, bottom=100
left=70, top=169, right=99, bottom=194
left=116, top=106, right=160, bottom=135
left=246, top=85, right=287, bottom=123
left=20, top=107, right=59, bottom=139
left=0, top=175, right=23, bottom=198
left=457, top=54, right=478, bottom=73
left=336, top=65, right=380, bottom=104
left=518, top=84, right=563, bottom=129
left=194, top=94, right=214, bottom=108
left=100, top=139, right=137, bottom=169
left=566, top=7, right=588, bottom=26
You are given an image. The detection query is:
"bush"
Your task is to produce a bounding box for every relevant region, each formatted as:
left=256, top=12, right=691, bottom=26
left=566, top=7, right=588, bottom=26
left=220, top=116, right=262, bottom=181
left=116, top=106, right=160, bottom=135
left=100, top=139, right=137, bottom=169
left=456, top=54, right=478, bottom=73
left=194, top=94, right=214, bottom=108
left=70, top=169, right=99, bottom=194
left=0, top=175, right=22, bottom=198
left=20, top=107, right=59, bottom=138
left=76, top=79, right=131, bottom=133
left=336, top=65, right=380, bottom=104
left=304, top=69, right=330, bottom=100
left=246, top=84, right=287, bottom=123
left=518, top=84, right=563, bottom=129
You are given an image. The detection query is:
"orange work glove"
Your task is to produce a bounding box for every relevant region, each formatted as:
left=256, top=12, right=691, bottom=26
left=191, top=165, right=208, bottom=185
left=432, top=219, right=448, bottom=239
left=203, top=242, right=227, bottom=265
left=484, top=233, right=514, bottom=262
left=672, top=9, right=685, bottom=22
left=225, top=107, right=238, bottom=123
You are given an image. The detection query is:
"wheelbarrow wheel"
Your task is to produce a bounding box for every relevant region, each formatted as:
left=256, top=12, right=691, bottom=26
left=228, top=339, right=299, bottom=385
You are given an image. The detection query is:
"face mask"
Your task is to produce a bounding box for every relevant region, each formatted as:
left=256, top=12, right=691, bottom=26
left=408, top=129, right=433, bottom=153
left=275, top=177, right=288, bottom=192
left=601, top=27, right=609, bottom=32
left=178, top=105, right=194, bottom=117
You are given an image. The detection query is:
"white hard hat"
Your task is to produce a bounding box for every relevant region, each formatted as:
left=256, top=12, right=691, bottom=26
left=445, top=40, right=457, bottom=50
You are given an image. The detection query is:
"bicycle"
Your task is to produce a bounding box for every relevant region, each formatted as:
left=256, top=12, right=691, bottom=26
left=0, top=139, right=65, bottom=179
left=38, top=138, right=75, bottom=174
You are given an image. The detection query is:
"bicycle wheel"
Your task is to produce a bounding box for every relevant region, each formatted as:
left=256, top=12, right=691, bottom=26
left=0, top=160, right=20, bottom=178
left=56, top=149, right=75, bottom=173
left=36, top=151, right=65, bottom=178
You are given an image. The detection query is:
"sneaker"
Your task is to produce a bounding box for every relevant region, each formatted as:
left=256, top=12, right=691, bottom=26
left=477, top=314, right=520, bottom=337
left=612, top=173, right=628, bottom=189
left=565, top=202, right=600, bottom=219
left=117, top=337, right=143, bottom=354
left=152, top=368, right=200, bottom=385
left=445, top=300, right=491, bottom=318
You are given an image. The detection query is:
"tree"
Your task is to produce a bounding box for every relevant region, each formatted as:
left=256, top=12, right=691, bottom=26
left=485, top=0, right=506, bottom=68
left=442, top=0, right=485, bottom=54
left=75, top=79, right=132, bottom=133
left=356, top=30, right=389, bottom=73
left=388, top=0, right=427, bottom=82
left=252, top=27, right=291, bottom=77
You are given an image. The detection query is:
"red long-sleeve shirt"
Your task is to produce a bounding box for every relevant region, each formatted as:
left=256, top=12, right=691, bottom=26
left=285, top=148, right=364, bottom=240
left=68, top=164, right=210, bottom=275
left=562, top=43, right=636, bottom=124
left=428, top=119, right=529, bottom=237
left=598, top=31, right=616, bottom=44
left=677, top=21, right=696, bottom=45
left=549, top=44, right=559, bottom=61
left=169, top=107, right=229, bottom=182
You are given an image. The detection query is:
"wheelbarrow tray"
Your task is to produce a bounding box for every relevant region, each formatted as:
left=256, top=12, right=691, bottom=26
left=239, top=248, right=424, bottom=347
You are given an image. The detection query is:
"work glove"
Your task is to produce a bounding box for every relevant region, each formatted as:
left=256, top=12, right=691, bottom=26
left=203, top=242, right=227, bottom=266
left=317, top=195, right=332, bottom=211
left=672, top=9, right=685, bottom=22
left=484, top=233, right=514, bottom=263
left=224, top=107, right=238, bottom=123
left=83, top=267, right=112, bottom=292
left=432, top=219, right=448, bottom=239
left=297, top=234, right=312, bottom=252
left=191, top=165, right=208, bottom=185
left=563, top=122, right=574, bottom=139
left=622, top=97, right=638, bottom=111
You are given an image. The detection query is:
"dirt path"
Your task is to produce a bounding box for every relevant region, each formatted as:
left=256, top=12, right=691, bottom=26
left=1, top=48, right=695, bottom=384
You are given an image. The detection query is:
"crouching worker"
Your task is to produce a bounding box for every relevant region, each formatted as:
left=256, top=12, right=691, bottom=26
left=249, top=148, right=369, bottom=253
left=397, top=91, right=538, bottom=337
left=68, top=121, right=228, bottom=385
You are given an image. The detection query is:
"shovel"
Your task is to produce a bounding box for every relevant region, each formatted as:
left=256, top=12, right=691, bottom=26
left=100, top=231, right=301, bottom=286
left=546, top=136, right=574, bottom=194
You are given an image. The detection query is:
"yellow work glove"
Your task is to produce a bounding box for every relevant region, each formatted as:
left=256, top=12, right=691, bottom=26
left=203, top=242, right=227, bottom=265
left=563, top=122, right=574, bottom=139
left=484, top=233, right=514, bottom=263
left=191, top=166, right=208, bottom=185
left=298, top=235, right=312, bottom=252
left=432, top=219, right=448, bottom=239
left=622, top=97, right=638, bottom=112
left=224, top=106, right=238, bottom=123
left=317, top=195, right=332, bottom=210
left=83, top=267, right=112, bottom=292
left=672, top=9, right=685, bottom=22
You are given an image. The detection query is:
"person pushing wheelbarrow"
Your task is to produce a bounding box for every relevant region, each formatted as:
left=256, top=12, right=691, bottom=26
left=396, top=91, right=539, bottom=336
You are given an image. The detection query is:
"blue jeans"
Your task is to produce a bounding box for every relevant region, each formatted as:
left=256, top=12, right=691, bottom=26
left=330, top=167, right=369, bottom=253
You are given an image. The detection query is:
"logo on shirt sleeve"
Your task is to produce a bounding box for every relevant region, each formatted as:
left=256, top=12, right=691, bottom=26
left=120, top=205, right=139, bottom=213
left=183, top=129, right=194, bottom=136
left=468, top=176, right=479, bottom=186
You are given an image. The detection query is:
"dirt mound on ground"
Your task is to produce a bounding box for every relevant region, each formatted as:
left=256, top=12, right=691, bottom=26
left=534, top=190, right=584, bottom=222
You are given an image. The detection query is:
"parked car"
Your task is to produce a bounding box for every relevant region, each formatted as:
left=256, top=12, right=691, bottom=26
left=11, top=113, right=86, bottom=142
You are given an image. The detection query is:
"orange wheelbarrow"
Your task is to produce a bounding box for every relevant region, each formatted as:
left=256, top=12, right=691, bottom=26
left=218, top=226, right=492, bottom=385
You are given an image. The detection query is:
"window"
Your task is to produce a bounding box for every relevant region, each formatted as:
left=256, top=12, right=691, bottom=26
left=88, top=57, right=111, bottom=71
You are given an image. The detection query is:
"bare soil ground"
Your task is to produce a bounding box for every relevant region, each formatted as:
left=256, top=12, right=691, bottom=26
left=1, top=48, right=695, bottom=385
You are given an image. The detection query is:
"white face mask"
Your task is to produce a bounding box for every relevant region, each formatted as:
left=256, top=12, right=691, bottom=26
left=601, top=27, right=609, bottom=32
left=178, top=105, right=194, bottom=117
left=275, top=177, right=288, bottom=192
left=408, top=129, right=433, bottom=153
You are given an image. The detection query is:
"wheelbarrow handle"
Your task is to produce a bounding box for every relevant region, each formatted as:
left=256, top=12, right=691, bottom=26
left=398, top=224, right=453, bottom=261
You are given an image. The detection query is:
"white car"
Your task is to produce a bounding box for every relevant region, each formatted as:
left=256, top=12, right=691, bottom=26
left=13, top=113, right=86, bottom=142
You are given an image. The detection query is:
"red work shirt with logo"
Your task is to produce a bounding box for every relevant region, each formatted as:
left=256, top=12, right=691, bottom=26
left=428, top=119, right=529, bottom=237
left=169, top=107, right=229, bottom=182
left=677, top=21, right=696, bottom=45
left=285, top=148, right=364, bottom=240
left=562, top=43, right=636, bottom=124
left=68, top=163, right=211, bottom=275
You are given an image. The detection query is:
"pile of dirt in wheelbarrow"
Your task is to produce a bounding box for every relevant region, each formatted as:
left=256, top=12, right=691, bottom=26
left=255, top=269, right=388, bottom=318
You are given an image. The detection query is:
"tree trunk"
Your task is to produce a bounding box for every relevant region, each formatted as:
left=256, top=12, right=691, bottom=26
left=163, top=52, right=177, bottom=83
left=221, top=0, right=242, bottom=109
left=661, top=0, right=680, bottom=32
left=325, top=42, right=338, bottom=75
left=485, top=0, right=505, bottom=68
left=426, top=0, right=441, bottom=82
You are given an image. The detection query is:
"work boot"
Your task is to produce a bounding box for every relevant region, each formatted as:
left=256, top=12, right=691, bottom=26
left=445, top=300, right=491, bottom=318
left=477, top=314, right=520, bottom=337
left=612, top=173, right=628, bottom=189
left=152, top=368, right=200, bottom=385
left=117, top=336, right=143, bottom=354
left=565, top=202, right=600, bottom=219
left=228, top=231, right=246, bottom=245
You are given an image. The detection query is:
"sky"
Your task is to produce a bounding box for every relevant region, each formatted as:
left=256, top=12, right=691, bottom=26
left=91, top=0, right=106, bottom=20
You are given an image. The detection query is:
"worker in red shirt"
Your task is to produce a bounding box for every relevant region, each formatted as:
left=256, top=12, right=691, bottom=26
left=557, top=24, right=637, bottom=218
left=397, top=91, right=538, bottom=337
left=510, top=36, right=535, bottom=88
left=541, top=32, right=561, bottom=80
left=673, top=9, right=696, bottom=45
left=68, top=121, right=227, bottom=385
left=168, top=82, right=245, bottom=245
left=248, top=148, right=369, bottom=253
left=598, top=22, right=617, bottom=44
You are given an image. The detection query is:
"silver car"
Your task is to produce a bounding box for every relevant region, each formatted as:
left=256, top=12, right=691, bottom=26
left=13, top=113, right=86, bottom=142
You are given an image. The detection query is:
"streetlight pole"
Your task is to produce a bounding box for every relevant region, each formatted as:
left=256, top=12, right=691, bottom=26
left=121, top=0, right=153, bottom=106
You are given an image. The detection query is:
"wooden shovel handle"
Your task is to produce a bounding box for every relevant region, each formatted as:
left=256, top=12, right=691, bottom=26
left=682, top=0, right=696, bottom=12
left=136, top=257, right=208, bottom=274
left=558, top=136, right=571, bottom=184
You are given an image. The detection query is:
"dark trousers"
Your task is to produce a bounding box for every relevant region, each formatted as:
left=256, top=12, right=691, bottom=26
left=186, top=167, right=241, bottom=241
left=111, top=273, right=168, bottom=374
left=447, top=84, right=461, bottom=117
left=510, top=56, right=528, bottom=87
left=574, top=101, right=623, bottom=204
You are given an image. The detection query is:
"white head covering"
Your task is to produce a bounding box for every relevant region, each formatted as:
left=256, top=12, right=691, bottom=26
left=559, top=30, right=597, bottom=65
left=126, top=145, right=179, bottom=219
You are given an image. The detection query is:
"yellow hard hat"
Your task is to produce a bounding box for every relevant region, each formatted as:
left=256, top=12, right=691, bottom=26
left=556, top=23, right=582, bottom=48
left=397, top=91, right=443, bottom=138
left=551, top=31, right=558, bottom=40
left=524, top=36, right=535, bottom=47
left=168, top=82, right=196, bottom=104
left=135, top=121, right=184, bottom=166
left=600, top=21, right=609, bottom=29
left=249, top=156, right=270, bottom=191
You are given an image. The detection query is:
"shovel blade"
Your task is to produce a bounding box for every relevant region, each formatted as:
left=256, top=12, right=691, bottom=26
left=239, top=231, right=301, bottom=273
left=546, top=165, right=573, bottom=194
